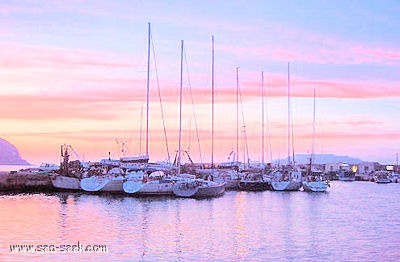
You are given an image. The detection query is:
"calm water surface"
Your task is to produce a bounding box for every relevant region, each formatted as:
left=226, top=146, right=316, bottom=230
left=0, top=181, right=399, bottom=261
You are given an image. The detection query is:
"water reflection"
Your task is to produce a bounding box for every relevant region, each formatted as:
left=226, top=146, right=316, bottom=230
left=1, top=182, right=400, bottom=261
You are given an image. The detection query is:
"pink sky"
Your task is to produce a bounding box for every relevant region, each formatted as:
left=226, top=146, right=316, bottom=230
left=1, top=1, right=400, bottom=165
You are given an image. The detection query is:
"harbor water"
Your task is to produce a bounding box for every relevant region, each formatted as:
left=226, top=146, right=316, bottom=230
left=1, top=181, right=399, bottom=261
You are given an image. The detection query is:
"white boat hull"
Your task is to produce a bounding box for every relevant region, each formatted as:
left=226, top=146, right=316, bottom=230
left=195, top=184, right=225, bottom=197
left=271, top=181, right=302, bottom=191
left=123, top=181, right=145, bottom=194
left=52, top=176, right=81, bottom=190
left=100, top=177, right=124, bottom=192
left=80, top=176, right=110, bottom=192
left=302, top=181, right=329, bottom=192
left=137, top=180, right=175, bottom=196
left=172, top=181, right=199, bottom=197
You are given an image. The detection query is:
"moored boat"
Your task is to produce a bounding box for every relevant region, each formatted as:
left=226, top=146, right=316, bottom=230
left=338, top=170, right=356, bottom=181
left=302, top=171, right=330, bottom=192
left=51, top=144, right=88, bottom=191
left=238, top=171, right=270, bottom=191
left=270, top=169, right=302, bottom=191
left=194, top=179, right=225, bottom=197
left=373, top=171, right=392, bottom=184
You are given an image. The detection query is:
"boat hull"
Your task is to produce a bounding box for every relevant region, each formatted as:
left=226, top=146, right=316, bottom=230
left=123, top=181, right=145, bottom=194
left=80, top=176, right=110, bottom=192
left=137, top=180, right=175, bottom=196
left=302, top=181, right=329, bottom=192
left=172, top=181, right=199, bottom=197
left=52, top=176, right=81, bottom=190
left=195, top=183, right=225, bottom=197
left=271, top=181, right=302, bottom=191
left=100, top=178, right=124, bottom=192
left=238, top=181, right=270, bottom=191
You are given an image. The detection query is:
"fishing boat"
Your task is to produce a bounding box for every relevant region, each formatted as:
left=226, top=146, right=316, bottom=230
left=51, top=144, right=88, bottom=191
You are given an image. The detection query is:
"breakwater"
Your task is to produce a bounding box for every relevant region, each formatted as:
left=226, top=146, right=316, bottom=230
left=0, top=171, right=52, bottom=191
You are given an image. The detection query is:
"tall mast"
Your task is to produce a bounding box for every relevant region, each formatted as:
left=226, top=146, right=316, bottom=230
left=287, top=62, right=291, bottom=165
left=145, top=22, right=151, bottom=157
left=236, top=67, right=239, bottom=163
left=211, top=36, right=215, bottom=169
left=261, top=71, right=265, bottom=166
left=312, top=88, right=316, bottom=164
left=177, top=40, right=184, bottom=175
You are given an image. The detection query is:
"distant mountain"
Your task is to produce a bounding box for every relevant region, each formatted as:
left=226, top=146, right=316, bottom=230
left=273, top=154, right=364, bottom=165
left=0, top=138, right=31, bottom=165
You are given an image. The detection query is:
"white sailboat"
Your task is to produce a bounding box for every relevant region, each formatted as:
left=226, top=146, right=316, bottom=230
left=271, top=63, right=302, bottom=191
left=238, top=71, right=271, bottom=191
left=172, top=39, right=225, bottom=198
left=80, top=164, right=125, bottom=192
left=121, top=23, right=176, bottom=196
left=302, top=88, right=330, bottom=192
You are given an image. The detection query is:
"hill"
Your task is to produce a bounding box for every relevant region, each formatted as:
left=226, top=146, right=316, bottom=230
left=0, top=138, right=31, bottom=165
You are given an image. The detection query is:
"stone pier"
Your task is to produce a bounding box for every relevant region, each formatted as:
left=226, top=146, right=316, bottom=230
left=0, top=171, right=53, bottom=191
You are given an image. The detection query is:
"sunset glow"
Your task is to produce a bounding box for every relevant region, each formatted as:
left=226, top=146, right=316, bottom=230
left=1, top=1, right=399, bottom=165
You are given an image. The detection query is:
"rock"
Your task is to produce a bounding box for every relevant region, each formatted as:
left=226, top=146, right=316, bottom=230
left=0, top=138, right=31, bottom=165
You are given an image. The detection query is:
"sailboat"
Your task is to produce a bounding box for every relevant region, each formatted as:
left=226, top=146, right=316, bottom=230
left=238, top=70, right=270, bottom=191
left=172, top=38, right=225, bottom=198
left=122, top=22, right=176, bottom=196
left=270, top=63, right=302, bottom=191
left=302, top=88, right=330, bottom=192
left=196, top=36, right=238, bottom=190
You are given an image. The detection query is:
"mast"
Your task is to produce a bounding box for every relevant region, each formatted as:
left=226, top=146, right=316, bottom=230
left=177, top=40, right=184, bottom=175
left=211, top=36, right=215, bottom=169
left=287, top=62, right=291, bottom=165
left=145, top=22, right=151, bottom=157
left=236, top=67, right=239, bottom=164
left=312, top=88, right=316, bottom=166
left=261, top=71, right=265, bottom=166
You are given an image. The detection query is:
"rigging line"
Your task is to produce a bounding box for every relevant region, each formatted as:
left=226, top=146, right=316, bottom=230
left=183, top=46, right=204, bottom=164
left=150, top=30, right=171, bottom=162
